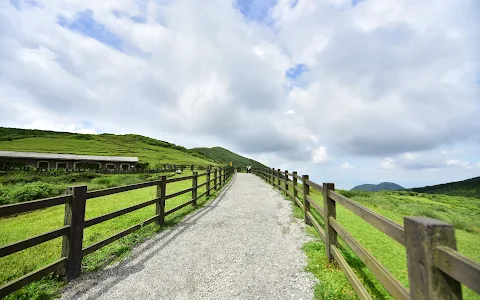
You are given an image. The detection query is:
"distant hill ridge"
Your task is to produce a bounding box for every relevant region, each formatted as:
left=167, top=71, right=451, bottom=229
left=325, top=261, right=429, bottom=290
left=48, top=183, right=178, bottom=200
left=0, top=127, right=264, bottom=168
left=192, top=147, right=266, bottom=168
left=351, top=182, right=405, bottom=192
left=412, top=176, right=480, bottom=199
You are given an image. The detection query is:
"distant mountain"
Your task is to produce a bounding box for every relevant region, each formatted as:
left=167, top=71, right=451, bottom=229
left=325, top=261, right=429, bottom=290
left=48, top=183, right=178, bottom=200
left=351, top=182, right=405, bottom=192
left=411, top=176, right=480, bottom=199
left=191, top=147, right=265, bottom=168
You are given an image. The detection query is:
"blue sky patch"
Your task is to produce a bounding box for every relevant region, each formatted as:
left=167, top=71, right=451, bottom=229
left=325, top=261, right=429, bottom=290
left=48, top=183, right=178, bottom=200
left=130, top=15, right=146, bottom=23
left=235, top=0, right=277, bottom=22
left=286, top=64, right=307, bottom=80
left=9, top=0, right=39, bottom=9
left=57, top=10, right=123, bottom=51
left=352, top=0, right=363, bottom=6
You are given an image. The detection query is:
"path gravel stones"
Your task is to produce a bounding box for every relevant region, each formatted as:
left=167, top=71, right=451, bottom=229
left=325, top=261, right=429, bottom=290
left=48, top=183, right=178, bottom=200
left=61, top=173, right=316, bottom=300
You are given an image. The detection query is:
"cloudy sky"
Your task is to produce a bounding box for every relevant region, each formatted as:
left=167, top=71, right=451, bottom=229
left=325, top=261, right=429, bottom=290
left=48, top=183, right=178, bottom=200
left=1, top=0, right=479, bottom=189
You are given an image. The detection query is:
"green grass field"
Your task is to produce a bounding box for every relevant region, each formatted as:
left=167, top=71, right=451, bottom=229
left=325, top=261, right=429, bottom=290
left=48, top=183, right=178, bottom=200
left=0, top=171, right=175, bottom=205
left=0, top=171, right=229, bottom=299
left=0, top=135, right=214, bottom=168
left=0, top=127, right=264, bottom=169
left=280, top=180, right=480, bottom=300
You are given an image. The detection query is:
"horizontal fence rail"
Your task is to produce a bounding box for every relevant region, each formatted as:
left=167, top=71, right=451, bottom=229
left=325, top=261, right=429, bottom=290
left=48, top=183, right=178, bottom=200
left=0, top=195, right=72, bottom=217
left=252, top=167, right=480, bottom=300
left=0, top=166, right=235, bottom=298
left=0, top=164, right=222, bottom=174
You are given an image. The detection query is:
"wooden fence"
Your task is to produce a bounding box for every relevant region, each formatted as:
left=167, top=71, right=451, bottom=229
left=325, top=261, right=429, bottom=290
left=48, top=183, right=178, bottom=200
left=0, top=166, right=235, bottom=298
left=252, top=167, right=480, bottom=300
left=0, top=164, right=216, bottom=174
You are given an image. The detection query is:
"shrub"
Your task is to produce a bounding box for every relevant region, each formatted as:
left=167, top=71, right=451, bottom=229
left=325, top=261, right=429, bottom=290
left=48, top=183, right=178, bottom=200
left=450, top=215, right=469, bottom=231
left=58, top=172, right=101, bottom=183
left=338, top=190, right=371, bottom=199
left=136, top=162, right=150, bottom=169
left=74, top=134, right=93, bottom=140
left=338, top=190, right=355, bottom=198
left=0, top=182, right=65, bottom=205
left=91, top=177, right=113, bottom=186
left=413, top=208, right=440, bottom=219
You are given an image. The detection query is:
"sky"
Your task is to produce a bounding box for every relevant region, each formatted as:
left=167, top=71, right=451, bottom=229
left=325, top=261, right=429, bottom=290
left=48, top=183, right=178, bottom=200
left=0, top=0, right=479, bottom=189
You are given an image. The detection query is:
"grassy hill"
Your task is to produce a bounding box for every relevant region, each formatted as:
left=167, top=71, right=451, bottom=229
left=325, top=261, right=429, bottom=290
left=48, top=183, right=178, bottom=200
left=191, top=146, right=266, bottom=168
left=351, top=182, right=404, bottom=192
left=0, top=127, right=254, bottom=168
left=411, top=176, right=480, bottom=199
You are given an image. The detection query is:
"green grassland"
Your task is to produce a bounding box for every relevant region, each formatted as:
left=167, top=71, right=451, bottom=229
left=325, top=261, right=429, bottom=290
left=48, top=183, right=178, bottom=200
left=0, top=171, right=230, bottom=299
left=0, top=171, right=173, bottom=205
left=411, top=176, right=480, bottom=199
left=192, top=146, right=266, bottom=168
left=0, top=127, right=265, bottom=169
left=280, top=181, right=480, bottom=300
left=0, top=128, right=214, bottom=168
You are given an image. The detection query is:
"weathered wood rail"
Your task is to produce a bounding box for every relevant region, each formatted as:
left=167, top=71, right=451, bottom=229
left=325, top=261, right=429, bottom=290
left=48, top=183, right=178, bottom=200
left=1, top=163, right=218, bottom=174
left=0, top=166, right=234, bottom=298
left=253, top=167, right=480, bottom=300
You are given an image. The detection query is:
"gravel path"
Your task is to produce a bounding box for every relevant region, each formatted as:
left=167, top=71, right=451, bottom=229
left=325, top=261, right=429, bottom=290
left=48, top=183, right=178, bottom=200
left=61, top=173, right=315, bottom=300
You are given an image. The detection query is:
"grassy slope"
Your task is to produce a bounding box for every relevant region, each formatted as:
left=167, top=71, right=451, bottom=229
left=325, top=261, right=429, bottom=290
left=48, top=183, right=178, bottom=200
left=411, top=176, right=480, bottom=199
left=191, top=146, right=265, bottom=168
left=281, top=181, right=480, bottom=300
left=0, top=127, right=215, bottom=167
left=0, top=171, right=229, bottom=299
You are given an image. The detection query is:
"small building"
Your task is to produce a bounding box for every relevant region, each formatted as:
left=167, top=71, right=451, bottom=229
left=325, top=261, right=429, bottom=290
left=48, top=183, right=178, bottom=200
left=0, top=151, right=138, bottom=171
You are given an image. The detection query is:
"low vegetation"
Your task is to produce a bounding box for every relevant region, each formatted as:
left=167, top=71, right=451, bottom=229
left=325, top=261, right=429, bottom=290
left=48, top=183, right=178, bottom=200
left=0, top=171, right=173, bottom=205
left=0, top=171, right=230, bottom=299
left=411, top=176, right=480, bottom=199
left=283, top=183, right=480, bottom=300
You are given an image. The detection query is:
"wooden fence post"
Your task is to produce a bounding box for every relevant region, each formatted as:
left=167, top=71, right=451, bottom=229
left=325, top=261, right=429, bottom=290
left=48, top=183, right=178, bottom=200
left=192, top=171, right=198, bottom=206
left=191, top=165, right=194, bottom=171
left=223, top=167, right=227, bottom=183
left=404, top=217, right=462, bottom=300
left=277, top=169, right=281, bottom=189
left=156, top=176, right=167, bottom=225
left=285, top=170, right=289, bottom=196
left=213, top=169, right=218, bottom=190
left=293, top=171, right=298, bottom=206
left=323, top=182, right=337, bottom=262
left=206, top=169, right=211, bottom=197
left=271, top=168, right=274, bottom=187
left=62, top=185, right=87, bottom=281
left=302, top=175, right=311, bottom=225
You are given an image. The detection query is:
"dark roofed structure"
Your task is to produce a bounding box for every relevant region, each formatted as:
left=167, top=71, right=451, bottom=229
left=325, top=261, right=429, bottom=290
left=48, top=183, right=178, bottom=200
left=0, top=151, right=138, bottom=171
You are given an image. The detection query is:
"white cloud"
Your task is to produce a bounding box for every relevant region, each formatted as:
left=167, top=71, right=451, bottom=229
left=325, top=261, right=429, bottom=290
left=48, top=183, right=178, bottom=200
left=308, top=134, right=319, bottom=143
left=0, top=0, right=479, bottom=188
left=340, top=162, right=355, bottom=169
left=446, top=159, right=460, bottom=165
left=380, top=157, right=395, bottom=170
left=445, top=159, right=470, bottom=168
left=312, top=146, right=332, bottom=164
left=24, top=120, right=97, bottom=134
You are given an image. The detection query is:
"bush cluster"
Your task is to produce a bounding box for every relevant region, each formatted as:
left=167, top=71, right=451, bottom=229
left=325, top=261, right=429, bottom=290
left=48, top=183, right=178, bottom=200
left=0, top=182, right=65, bottom=205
